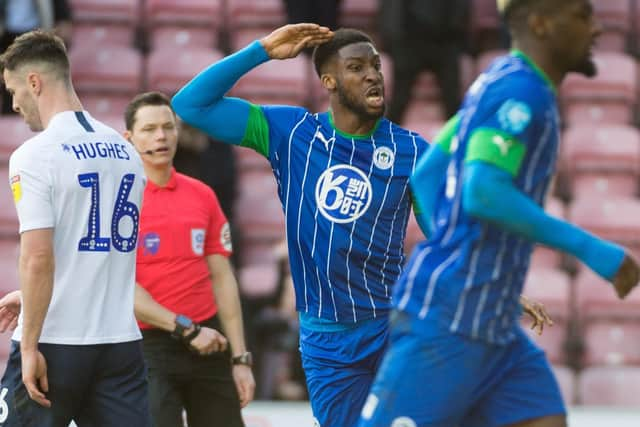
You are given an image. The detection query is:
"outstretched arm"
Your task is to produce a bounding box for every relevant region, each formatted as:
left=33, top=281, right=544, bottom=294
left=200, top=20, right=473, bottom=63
left=172, top=24, right=333, bottom=144
left=463, top=161, right=638, bottom=297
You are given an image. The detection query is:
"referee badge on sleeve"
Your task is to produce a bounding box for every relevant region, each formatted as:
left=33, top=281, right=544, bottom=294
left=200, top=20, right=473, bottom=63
left=10, top=175, right=22, bottom=203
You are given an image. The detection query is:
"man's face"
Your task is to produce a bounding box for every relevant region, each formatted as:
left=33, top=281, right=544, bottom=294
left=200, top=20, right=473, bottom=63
left=126, top=104, right=178, bottom=168
left=547, top=0, right=601, bottom=77
left=331, top=42, right=385, bottom=120
left=3, top=68, right=43, bottom=131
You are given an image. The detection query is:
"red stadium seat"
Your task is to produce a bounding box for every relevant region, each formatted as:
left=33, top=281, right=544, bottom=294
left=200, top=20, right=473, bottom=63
left=0, top=116, right=36, bottom=164
left=72, top=23, right=135, bottom=48
left=235, top=171, right=285, bottom=243
left=522, top=267, right=571, bottom=320
left=231, top=56, right=311, bottom=104
left=574, top=267, right=640, bottom=320
left=402, top=101, right=446, bottom=124
left=562, top=52, right=637, bottom=125
left=583, top=320, right=640, bottom=366
left=530, top=198, right=566, bottom=268
left=149, top=26, right=219, bottom=51
left=80, top=94, right=131, bottom=119
left=0, top=240, right=19, bottom=295
left=562, top=124, right=640, bottom=198
left=146, top=48, right=224, bottom=95
left=523, top=317, right=568, bottom=364
left=0, top=170, right=18, bottom=238
left=563, top=102, right=633, bottom=125
left=69, top=45, right=142, bottom=95
left=145, top=0, right=223, bottom=27
left=229, top=28, right=270, bottom=51
left=234, top=146, right=271, bottom=173
left=339, top=0, right=378, bottom=30
left=592, top=0, right=631, bottom=51
left=97, top=114, right=127, bottom=134
left=69, top=0, right=140, bottom=24
left=569, top=196, right=640, bottom=253
left=402, top=120, right=445, bottom=142
left=579, top=366, right=640, bottom=405
left=227, top=0, right=286, bottom=29
left=238, top=262, right=280, bottom=298
left=552, top=365, right=577, bottom=405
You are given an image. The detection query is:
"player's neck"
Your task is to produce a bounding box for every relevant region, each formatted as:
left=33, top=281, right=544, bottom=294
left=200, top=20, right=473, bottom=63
left=39, top=85, right=83, bottom=128
left=144, top=165, right=172, bottom=187
left=329, top=103, right=378, bottom=136
left=511, top=40, right=564, bottom=87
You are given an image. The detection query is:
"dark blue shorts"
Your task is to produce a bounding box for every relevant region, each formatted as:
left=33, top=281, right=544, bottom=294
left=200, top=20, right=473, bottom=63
left=0, top=340, right=150, bottom=427
left=358, top=311, right=566, bottom=427
left=299, top=316, right=389, bottom=427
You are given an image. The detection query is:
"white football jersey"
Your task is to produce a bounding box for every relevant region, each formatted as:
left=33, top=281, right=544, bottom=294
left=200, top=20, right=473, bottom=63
left=8, top=111, right=145, bottom=345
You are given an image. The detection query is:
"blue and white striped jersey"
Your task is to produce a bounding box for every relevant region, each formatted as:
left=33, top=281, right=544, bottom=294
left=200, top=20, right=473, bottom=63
left=393, top=51, right=561, bottom=343
left=244, top=106, right=428, bottom=323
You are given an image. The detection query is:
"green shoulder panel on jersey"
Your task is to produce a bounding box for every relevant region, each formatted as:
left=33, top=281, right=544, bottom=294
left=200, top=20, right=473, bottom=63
left=465, top=128, right=526, bottom=177
left=434, top=114, right=460, bottom=154
left=240, top=103, right=270, bottom=158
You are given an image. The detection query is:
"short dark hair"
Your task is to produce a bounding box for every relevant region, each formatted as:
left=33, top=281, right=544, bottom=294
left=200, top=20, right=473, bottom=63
left=0, top=30, right=69, bottom=79
left=500, top=0, right=558, bottom=30
left=124, top=91, right=174, bottom=131
left=312, top=28, right=374, bottom=77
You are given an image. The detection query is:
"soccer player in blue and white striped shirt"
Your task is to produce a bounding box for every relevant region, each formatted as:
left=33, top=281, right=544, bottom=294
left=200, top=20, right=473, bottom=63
left=172, top=25, right=429, bottom=427
left=359, top=1, right=640, bottom=427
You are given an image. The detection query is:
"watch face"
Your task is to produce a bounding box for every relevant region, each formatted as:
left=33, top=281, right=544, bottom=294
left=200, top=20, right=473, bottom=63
left=175, top=315, right=193, bottom=329
left=234, top=352, right=253, bottom=366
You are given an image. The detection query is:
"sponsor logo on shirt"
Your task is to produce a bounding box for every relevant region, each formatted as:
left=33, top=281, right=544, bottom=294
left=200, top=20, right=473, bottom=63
left=373, top=146, right=395, bottom=170
left=142, top=232, right=160, bottom=255
left=10, top=175, right=21, bottom=203
left=315, top=164, right=372, bottom=223
left=492, top=134, right=514, bottom=156
left=498, top=99, right=532, bottom=134
left=314, top=129, right=335, bottom=151
left=191, top=228, right=205, bottom=256
left=220, top=222, right=232, bottom=252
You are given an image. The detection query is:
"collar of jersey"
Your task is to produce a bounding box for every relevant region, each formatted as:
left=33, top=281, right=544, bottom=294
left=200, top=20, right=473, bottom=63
left=511, top=49, right=557, bottom=95
left=146, top=167, right=177, bottom=192
left=327, top=109, right=381, bottom=139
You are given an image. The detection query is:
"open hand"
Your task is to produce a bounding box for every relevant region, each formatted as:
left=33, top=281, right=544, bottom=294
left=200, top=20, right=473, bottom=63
left=260, top=23, right=333, bottom=60
left=0, top=291, right=21, bottom=333
left=21, top=350, right=50, bottom=407
left=612, top=254, right=640, bottom=299
left=520, top=295, right=553, bottom=335
left=232, top=364, right=255, bottom=408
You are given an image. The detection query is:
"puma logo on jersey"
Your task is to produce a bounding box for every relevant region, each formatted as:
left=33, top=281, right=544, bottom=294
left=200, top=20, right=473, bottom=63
left=315, top=130, right=335, bottom=150
left=492, top=135, right=513, bottom=156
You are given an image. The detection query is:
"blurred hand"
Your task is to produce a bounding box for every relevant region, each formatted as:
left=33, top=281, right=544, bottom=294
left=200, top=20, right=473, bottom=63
left=260, top=24, right=333, bottom=60
left=21, top=350, right=50, bottom=408
left=0, top=291, right=21, bottom=333
left=232, top=364, right=255, bottom=408
left=188, top=326, right=228, bottom=355
left=520, top=295, right=553, bottom=335
left=612, top=254, right=640, bottom=299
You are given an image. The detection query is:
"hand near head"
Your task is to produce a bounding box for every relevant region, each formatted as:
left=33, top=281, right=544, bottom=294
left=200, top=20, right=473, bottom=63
left=612, top=254, right=640, bottom=299
left=0, top=290, right=21, bottom=333
left=260, top=23, right=333, bottom=60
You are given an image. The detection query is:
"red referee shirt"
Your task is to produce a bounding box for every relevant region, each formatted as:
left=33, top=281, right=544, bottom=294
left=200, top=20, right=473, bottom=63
left=136, top=168, right=232, bottom=329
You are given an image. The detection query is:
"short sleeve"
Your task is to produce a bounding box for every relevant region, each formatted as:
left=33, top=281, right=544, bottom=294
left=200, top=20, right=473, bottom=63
left=9, top=148, right=55, bottom=233
left=464, top=76, right=547, bottom=177
left=204, top=188, right=232, bottom=257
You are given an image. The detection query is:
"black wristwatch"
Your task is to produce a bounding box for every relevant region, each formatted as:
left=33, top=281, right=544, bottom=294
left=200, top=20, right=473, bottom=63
left=183, top=323, right=202, bottom=345
left=231, top=352, right=253, bottom=367
left=171, top=314, right=193, bottom=340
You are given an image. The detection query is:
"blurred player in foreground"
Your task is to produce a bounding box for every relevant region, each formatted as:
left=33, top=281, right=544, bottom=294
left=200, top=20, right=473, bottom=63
left=358, top=1, right=640, bottom=426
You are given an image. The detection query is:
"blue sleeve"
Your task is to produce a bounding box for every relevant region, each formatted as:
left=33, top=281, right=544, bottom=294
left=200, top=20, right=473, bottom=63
left=410, top=144, right=450, bottom=238
left=462, top=161, right=625, bottom=280
left=171, top=40, right=270, bottom=144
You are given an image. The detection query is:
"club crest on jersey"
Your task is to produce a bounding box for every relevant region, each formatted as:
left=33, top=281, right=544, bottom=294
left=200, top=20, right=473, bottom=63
left=142, top=232, right=160, bottom=255
left=373, top=146, right=394, bottom=170
left=191, top=229, right=205, bottom=255
left=315, top=165, right=372, bottom=224
left=10, top=175, right=21, bottom=203
left=498, top=99, right=532, bottom=134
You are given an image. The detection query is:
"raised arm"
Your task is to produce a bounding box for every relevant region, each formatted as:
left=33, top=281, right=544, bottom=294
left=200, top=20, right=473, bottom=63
left=172, top=24, right=333, bottom=144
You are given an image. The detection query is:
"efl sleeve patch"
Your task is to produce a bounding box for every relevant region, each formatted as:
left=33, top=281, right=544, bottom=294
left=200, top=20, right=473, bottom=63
left=10, top=175, right=22, bottom=203
left=220, top=222, right=233, bottom=252
left=465, top=128, right=526, bottom=177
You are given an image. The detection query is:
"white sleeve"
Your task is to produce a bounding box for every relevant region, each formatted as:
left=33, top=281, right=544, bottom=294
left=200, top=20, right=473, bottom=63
left=9, top=148, right=55, bottom=233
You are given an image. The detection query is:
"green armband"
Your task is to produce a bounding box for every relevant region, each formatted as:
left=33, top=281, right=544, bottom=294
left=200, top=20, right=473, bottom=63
left=465, top=128, right=526, bottom=176
left=241, top=104, right=271, bottom=158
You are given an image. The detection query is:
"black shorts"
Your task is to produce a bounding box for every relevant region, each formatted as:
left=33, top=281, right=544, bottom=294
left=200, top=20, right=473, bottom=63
left=142, top=315, right=244, bottom=427
left=0, top=340, right=150, bottom=427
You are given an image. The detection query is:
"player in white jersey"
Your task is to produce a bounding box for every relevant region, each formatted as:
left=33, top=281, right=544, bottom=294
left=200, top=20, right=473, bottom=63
left=0, top=30, right=151, bottom=426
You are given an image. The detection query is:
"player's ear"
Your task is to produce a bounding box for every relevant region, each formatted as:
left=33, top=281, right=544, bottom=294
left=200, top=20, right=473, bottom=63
left=321, top=73, right=337, bottom=92
left=527, top=12, right=551, bottom=38
left=26, top=72, right=41, bottom=96
left=123, top=130, right=133, bottom=143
